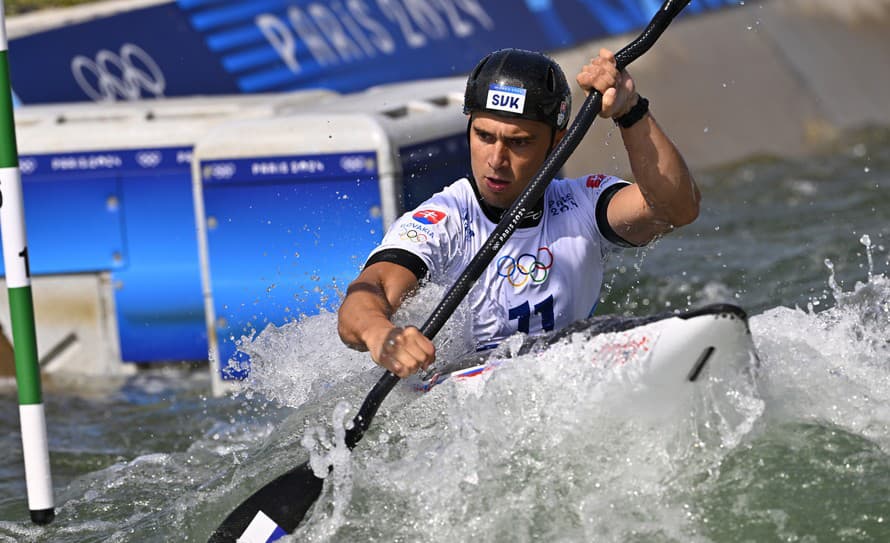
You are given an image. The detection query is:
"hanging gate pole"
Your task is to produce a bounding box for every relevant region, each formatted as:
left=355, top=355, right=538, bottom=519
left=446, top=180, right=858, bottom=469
left=0, top=4, right=55, bottom=526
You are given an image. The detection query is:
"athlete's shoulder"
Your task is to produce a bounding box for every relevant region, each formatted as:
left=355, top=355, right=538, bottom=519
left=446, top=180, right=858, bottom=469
left=416, top=178, right=476, bottom=216
left=551, top=174, right=629, bottom=201
left=403, top=178, right=475, bottom=231
left=554, top=173, right=626, bottom=191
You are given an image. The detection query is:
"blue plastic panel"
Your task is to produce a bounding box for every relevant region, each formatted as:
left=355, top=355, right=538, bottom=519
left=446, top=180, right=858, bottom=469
left=200, top=152, right=383, bottom=378
left=3, top=147, right=211, bottom=363
left=2, top=151, right=129, bottom=276
left=113, top=164, right=208, bottom=362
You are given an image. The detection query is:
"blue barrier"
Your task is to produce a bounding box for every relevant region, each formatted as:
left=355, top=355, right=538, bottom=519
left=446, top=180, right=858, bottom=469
left=5, top=147, right=207, bottom=362
left=5, top=93, right=334, bottom=364
left=3, top=151, right=128, bottom=276
left=200, top=134, right=471, bottom=377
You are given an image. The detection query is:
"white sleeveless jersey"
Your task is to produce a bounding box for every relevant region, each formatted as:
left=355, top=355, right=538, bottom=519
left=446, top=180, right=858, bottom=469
left=368, top=175, right=630, bottom=348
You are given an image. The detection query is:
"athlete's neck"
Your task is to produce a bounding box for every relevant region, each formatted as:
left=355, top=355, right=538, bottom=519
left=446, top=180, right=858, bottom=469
left=468, top=177, right=544, bottom=228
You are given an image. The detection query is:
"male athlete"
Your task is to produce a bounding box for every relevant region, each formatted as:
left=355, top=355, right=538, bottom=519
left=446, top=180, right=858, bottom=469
left=338, top=48, right=699, bottom=378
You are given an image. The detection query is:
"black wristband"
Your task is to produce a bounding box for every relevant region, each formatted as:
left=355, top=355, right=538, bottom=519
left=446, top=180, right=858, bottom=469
left=614, top=95, right=649, bottom=129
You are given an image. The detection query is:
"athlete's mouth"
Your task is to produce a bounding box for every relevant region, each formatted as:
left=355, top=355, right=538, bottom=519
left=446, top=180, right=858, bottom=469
left=485, top=176, right=511, bottom=192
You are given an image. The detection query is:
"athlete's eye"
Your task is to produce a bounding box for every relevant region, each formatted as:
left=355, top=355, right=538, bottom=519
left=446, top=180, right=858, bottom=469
left=508, top=138, right=532, bottom=148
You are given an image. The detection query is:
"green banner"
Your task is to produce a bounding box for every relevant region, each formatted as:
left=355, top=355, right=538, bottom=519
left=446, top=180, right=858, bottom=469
left=9, top=287, right=41, bottom=405
left=0, top=51, right=18, bottom=169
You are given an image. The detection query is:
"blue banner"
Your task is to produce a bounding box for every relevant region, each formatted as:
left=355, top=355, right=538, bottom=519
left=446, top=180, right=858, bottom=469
left=18, top=147, right=193, bottom=178
left=8, top=0, right=740, bottom=104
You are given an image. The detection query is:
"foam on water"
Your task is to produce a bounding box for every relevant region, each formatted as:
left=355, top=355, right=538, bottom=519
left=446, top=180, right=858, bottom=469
left=212, top=238, right=890, bottom=543
left=220, top=293, right=761, bottom=541
left=697, top=238, right=890, bottom=541
left=751, top=236, right=890, bottom=446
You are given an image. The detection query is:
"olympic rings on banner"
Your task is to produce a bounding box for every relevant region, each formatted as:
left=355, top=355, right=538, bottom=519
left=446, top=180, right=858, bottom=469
left=71, top=43, right=166, bottom=102
left=399, top=229, right=428, bottom=243
left=496, top=246, right=553, bottom=287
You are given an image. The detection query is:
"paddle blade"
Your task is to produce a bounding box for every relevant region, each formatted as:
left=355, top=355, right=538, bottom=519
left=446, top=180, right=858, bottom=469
left=208, top=462, right=323, bottom=543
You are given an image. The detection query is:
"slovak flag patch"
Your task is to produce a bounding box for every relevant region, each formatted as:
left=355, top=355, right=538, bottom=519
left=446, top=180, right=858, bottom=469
left=413, top=209, right=447, bottom=224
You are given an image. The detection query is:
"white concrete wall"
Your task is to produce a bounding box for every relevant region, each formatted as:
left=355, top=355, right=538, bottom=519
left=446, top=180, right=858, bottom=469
left=552, top=0, right=890, bottom=177
left=0, top=274, right=130, bottom=377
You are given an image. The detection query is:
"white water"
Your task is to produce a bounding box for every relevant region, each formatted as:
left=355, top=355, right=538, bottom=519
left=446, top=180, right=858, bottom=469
left=220, top=238, right=889, bottom=542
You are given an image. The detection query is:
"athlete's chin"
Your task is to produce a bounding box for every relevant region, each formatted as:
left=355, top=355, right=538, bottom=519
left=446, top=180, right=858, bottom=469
left=480, top=191, right=512, bottom=208
left=481, top=181, right=515, bottom=206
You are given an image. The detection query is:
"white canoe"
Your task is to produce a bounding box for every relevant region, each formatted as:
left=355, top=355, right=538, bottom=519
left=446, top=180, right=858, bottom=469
left=414, top=303, right=758, bottom=394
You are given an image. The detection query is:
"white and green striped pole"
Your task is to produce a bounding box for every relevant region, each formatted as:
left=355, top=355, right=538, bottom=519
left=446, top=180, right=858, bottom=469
left=0, top=4, right=55, bottom=526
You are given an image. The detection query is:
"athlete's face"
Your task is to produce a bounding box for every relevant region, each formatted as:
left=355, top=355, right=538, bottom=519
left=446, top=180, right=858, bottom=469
left=469, top=113, right=564, bottom=209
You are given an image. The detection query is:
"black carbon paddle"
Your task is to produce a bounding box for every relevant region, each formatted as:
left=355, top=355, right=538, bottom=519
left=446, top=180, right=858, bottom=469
left=209, top=1, right=691, bottom=540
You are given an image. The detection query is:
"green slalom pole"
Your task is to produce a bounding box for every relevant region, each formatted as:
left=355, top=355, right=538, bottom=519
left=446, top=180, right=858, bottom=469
left=0, top=4, right=55, bottom=526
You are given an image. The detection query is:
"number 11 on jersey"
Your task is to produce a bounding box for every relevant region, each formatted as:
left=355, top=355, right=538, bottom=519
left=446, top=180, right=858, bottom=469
left=508, top=295, right=554, bottom=334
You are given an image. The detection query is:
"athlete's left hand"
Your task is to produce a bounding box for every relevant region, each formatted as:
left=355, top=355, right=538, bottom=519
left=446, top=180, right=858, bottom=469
left=576, top=48, right=639, bottom=120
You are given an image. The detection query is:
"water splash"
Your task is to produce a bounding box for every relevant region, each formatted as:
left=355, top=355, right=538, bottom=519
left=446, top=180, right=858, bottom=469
left=239, top=237, right=890, bottom=542
left=235, top=310, right=375, bottom=408
left=257, top=309, right=765, bottom=542
left=295, top=401, right=355, bottom=542
left=692, top=236, right=890, bottom=541
left=753, top=236, right=890, bottom=445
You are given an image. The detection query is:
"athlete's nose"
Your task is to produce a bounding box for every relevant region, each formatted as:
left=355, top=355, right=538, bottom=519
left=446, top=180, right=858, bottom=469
left=487, top=140, right=509, bottom=170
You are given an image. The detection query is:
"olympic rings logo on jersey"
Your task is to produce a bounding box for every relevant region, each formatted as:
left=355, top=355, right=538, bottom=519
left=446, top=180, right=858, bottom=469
left=399, top=228, right=428, bottom=243
left=496, top=246, right=553, bottom=287
left=71, top=44, right=166, bottom=102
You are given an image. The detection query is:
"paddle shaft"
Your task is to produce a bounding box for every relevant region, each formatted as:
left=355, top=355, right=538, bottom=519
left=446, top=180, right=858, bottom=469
left=346, top=0, right=692, bottom=449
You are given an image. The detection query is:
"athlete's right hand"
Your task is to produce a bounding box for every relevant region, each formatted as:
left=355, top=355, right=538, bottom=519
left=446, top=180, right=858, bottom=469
left=368, top=325, right=436, bottom=378
left=577, top=48, right=638, bottom=120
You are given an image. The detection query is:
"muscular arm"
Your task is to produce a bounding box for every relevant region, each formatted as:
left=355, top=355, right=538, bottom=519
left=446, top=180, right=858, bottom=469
left=337, top=261, right=435, bottom=377
left=577, top=48, right=700, bottom=246
left=608, top=106, right=700, bottom=246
